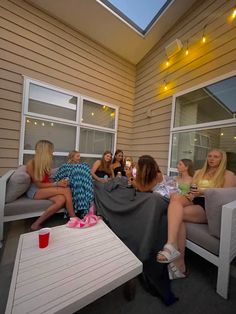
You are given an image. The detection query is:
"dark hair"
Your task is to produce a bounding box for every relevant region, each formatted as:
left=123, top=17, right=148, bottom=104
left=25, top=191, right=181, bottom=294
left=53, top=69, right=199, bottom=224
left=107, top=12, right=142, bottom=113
left=112, top=149, right=124, bottom=167
left=100, top=150, right=112, bottom=174
left=180, top=159, right=194, bottom=177
left=136, top=155, right=160, bottom=186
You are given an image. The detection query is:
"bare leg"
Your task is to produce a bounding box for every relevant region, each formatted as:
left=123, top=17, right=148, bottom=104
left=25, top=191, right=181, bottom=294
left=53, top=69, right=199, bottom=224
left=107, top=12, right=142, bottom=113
left=157, top=194, right=192, bottom=262
left=34, top=187, right=76, bottom=217
left=31, top=187, right=76, bottom=230
left=183, top=204, right=207, bottom=223
left=31, top=195, right=66, bottom=230
left=173, top=222, right=186, bottom=272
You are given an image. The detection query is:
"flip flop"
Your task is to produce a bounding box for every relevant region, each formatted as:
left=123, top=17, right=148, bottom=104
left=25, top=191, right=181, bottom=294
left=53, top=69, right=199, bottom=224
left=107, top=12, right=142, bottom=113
left=66, top=217, right=80, bottom=228
left=76, top=214, right=101, bottom=228
left=156, top=243, right=181, bottom=263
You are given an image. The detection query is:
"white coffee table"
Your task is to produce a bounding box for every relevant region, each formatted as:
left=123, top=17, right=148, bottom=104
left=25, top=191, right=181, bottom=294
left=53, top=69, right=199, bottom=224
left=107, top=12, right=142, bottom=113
left=5, top=220, right=142, bottom=314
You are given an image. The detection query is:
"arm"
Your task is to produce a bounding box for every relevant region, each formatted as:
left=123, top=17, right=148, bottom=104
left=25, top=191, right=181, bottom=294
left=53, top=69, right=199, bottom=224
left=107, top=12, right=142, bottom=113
left=223, top=170, right=236, bottom=187
left=26, top=160, right=66, bottom=188
left=91, top=160, right=104, bottom=183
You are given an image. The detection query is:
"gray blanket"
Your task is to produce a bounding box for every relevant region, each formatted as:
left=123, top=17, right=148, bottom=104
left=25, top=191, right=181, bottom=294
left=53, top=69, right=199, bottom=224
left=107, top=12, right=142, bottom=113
left=94, top=179, right=169, bottom=262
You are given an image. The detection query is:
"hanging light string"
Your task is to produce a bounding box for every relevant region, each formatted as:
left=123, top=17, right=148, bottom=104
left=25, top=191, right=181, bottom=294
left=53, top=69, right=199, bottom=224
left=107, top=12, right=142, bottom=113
left=160, top=3, right=235, bottom=92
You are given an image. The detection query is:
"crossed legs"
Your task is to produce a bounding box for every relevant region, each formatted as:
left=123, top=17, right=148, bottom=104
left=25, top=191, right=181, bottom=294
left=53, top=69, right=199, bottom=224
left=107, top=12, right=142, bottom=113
left=31, top=187, right=76, bottom=230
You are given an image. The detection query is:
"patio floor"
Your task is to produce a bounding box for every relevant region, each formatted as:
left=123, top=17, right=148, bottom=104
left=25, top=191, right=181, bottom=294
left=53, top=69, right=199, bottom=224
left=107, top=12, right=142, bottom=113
left=1, top=215, right=236, bottom=314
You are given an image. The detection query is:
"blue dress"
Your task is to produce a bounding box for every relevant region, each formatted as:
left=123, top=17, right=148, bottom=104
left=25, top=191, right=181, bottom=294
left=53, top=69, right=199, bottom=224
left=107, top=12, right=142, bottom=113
left=54, top=163, right=94, bottom=217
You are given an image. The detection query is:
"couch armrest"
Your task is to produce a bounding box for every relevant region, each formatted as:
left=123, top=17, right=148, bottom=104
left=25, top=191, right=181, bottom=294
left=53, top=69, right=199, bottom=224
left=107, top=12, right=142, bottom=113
left=0, top=170, right=15, bottom=245
left=220, top=200, right=236, bottom=262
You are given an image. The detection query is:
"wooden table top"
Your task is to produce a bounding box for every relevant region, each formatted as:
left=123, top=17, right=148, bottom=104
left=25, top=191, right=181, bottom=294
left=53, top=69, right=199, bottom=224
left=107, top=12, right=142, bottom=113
left=5, top=220, right=142, bottom=314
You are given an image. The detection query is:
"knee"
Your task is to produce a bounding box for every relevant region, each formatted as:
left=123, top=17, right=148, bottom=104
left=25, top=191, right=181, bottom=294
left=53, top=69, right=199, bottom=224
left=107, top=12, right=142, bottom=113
left=54, top=195, right=66, bottom=208
left=170, top=193, right=181, bottom=202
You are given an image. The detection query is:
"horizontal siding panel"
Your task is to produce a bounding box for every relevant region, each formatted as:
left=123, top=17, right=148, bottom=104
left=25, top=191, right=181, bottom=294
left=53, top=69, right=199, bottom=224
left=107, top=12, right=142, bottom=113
left=0, top=24, right=134, bottom=96
left=0, top=88, right=22, bottom=103
left=0, top=108, right=21, bottom=121
left=0, top=158, right=18, bottom=168
left=0, top=68, right=22, bottom=83
left=0, top=15, right=135, bottom=89
left=2, top=0, right=135, bottom=74
left=0, top=119, right=21, bottom=130
left=137, top=0, right=231, bottom=78
left=0, top=139, right=19, bottom=149
left=0, top=59, right=133, bottom=110
left=0, top=129, right=20, bottom=139
left=0, top=148, right=19, bottom=158
left=0, top=99, right=22, bottom=112
left=0, top=39, right=134, bottom=102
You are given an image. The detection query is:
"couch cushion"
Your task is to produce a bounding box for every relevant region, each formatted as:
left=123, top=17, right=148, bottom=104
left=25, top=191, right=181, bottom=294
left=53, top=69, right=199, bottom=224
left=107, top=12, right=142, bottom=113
left=205, top=187, right=236, bottom=238
left=5, top=166, right=31, bottom=203
left=186, top=222, right=220, bottom=255
left=5, top=196, right=53, bottom=216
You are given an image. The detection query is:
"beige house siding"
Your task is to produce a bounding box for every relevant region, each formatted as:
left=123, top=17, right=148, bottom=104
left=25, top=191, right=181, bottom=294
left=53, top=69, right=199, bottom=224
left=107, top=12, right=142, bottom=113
left=133, top=0, right=236, bottom=173
left=0, top=0, right=135, bottom=175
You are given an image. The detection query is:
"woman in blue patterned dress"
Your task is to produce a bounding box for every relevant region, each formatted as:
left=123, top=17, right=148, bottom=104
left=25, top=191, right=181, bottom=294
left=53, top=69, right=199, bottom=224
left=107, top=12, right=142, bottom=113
left=54, top=150, right=94, bottom=218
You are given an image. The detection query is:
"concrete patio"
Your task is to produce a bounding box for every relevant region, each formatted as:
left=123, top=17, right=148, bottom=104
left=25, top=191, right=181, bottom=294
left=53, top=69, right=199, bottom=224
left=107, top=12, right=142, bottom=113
left=1, top=215, right=236, bottom=314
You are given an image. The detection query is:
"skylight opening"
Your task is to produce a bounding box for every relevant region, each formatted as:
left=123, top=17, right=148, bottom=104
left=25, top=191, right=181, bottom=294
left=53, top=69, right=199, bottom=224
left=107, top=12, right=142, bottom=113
left=97, top=0, right=173, bottom=35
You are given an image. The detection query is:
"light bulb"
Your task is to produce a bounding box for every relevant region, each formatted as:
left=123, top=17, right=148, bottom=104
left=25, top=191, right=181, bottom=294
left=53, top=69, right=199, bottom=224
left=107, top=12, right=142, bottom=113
left=91, top=112, right=94, bottom=116
left=42, top=122, right=45, bottom=126
left=34, top=121, right=37, bottom=125
left=26, top=119, right=30, bottom=123
left=202, top=35, right=206, bottom=43
left=232, top=8, right=236, bottom=19
left=185, top=49, right=189, bottom=56
left=51, top=122, right=54, bottom=126
left=166, top=60, right=169, bottom=66
left=220, top=133, right=224, bottom=136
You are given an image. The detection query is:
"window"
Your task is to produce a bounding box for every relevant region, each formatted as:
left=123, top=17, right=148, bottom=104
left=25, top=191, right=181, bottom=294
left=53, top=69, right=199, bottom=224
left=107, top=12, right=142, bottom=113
left=20, top=78, right=118, bottom=166
left=169, top=73, right=236, bottom=174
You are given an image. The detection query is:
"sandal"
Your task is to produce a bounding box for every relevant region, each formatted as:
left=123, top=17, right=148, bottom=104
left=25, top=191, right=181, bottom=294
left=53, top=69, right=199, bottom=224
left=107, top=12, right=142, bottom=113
left=156, top=243, right=181, bottom=263
left=66, top=217, right=80, bottom=228
left=168, top=262, right=187, bottom=280
left=76, top=214, right=101, bottom=228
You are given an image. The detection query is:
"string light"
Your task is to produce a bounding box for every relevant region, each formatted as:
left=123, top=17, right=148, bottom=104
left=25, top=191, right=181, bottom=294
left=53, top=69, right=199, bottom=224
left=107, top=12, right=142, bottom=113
left=91, top=112, right=94, bottom=116
left=202, top=25, right=207, bottom=43
left=164, top=80, right=168, bottom=90
left=185, top=40, right=189, bottom=56
left=51, top=122, right=54, bottom=127
left=232, top=7, right=236, bottom=19
left=159, top=6, right=234, bottom=91
left=34, top=121, right=37, bottom=125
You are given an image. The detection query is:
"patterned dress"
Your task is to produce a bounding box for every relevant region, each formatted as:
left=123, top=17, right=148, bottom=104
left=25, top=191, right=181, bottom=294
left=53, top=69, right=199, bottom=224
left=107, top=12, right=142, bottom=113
left=54, top=163, right=94, bottom=217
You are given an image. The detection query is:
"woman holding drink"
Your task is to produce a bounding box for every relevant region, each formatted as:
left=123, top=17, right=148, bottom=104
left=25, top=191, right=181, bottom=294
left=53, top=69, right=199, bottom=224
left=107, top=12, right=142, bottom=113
left=156, top=149, right=236, bottom=279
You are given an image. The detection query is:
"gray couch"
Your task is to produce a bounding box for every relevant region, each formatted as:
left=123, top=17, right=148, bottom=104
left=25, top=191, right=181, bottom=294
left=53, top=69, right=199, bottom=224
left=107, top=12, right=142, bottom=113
left=0, top=166, right=62, bottom=248
left=0, top=167, right=236, bottom=299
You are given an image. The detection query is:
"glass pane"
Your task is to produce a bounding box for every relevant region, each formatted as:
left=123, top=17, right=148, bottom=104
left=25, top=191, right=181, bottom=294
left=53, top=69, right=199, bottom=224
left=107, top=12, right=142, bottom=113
left=24, top=117, right=76, bottom=152
left=79, top=128, right=114, bottom=154
left=28, top=83, right=78, bottom=121
left=171, top=126, right=236, bottom=173
left=23, top=154, right=68, bottom=168
left=80, top=156, right=97, bottom=167
left=174, top=76, right=236, bottom=127
left=82, top=99, right=116, bottom=129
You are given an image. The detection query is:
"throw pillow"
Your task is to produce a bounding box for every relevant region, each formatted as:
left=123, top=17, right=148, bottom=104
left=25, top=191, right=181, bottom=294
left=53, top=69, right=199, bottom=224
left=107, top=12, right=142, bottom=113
left=5, top=165, right=31, bottom=203
left=205, top=187, right=236, bottom=238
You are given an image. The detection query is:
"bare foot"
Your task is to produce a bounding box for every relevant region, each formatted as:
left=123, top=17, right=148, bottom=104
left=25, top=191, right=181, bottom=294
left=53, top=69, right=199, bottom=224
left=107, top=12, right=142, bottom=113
left=30, top=222, right=41, bottom=231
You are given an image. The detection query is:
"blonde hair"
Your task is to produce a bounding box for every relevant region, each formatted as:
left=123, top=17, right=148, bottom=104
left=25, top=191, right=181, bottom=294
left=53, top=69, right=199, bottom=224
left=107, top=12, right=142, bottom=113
left=67, top=150, right=80, bottom=164
left=33, top=140, right=54, bottom=181
left=193, top=149, right=227, bottom=187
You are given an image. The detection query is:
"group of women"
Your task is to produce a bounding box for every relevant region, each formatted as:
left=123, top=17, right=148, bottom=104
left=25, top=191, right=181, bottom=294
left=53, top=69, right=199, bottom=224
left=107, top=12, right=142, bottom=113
left=26, top=140, right=236, bottom=280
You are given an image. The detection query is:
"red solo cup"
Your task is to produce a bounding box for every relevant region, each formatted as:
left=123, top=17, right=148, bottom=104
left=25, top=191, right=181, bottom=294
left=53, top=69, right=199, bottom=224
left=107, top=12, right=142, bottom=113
left=38, top=228, right=51, bottom=248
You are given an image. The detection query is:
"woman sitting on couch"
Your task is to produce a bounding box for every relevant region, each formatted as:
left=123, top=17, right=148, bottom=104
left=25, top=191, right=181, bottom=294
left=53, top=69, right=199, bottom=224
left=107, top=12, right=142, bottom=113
left=157, top=149, right=236, bottom=279
left=26, top=140, right=77, bottom=230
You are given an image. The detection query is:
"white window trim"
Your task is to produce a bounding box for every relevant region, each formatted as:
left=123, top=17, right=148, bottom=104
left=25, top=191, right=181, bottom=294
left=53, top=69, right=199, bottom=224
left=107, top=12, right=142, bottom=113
left=19, top=77, right=119, bottom=164
left=168, top=70, right=236, bottom=175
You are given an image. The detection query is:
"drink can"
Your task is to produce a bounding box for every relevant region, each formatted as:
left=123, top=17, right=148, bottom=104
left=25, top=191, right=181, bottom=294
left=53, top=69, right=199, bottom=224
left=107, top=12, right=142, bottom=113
left=190, top=183, right=198, bottom=191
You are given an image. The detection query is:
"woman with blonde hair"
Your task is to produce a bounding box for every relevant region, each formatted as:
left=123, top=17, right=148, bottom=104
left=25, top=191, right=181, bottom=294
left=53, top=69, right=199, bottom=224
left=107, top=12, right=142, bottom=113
left=157, top=149, right=236, bottom=279
left=54, top=150, right=94, bottom=218
left=26, top=140, right=78, bottom=230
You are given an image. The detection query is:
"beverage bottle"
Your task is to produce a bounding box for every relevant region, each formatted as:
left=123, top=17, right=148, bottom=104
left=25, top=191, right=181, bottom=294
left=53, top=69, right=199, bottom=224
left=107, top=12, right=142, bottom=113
left=117, top=171, right=122, bottom=178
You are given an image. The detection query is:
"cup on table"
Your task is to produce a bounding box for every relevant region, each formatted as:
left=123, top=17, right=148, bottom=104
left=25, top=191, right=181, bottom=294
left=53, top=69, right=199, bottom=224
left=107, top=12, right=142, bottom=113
left=38, top=228, right=51, bottom=248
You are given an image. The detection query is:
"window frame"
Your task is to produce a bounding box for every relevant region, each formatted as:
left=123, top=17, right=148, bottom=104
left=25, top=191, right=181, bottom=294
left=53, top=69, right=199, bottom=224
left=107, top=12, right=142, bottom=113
left=19, top=77, right=119, bottom=164
left=168, top=70, right=236, bottom=174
